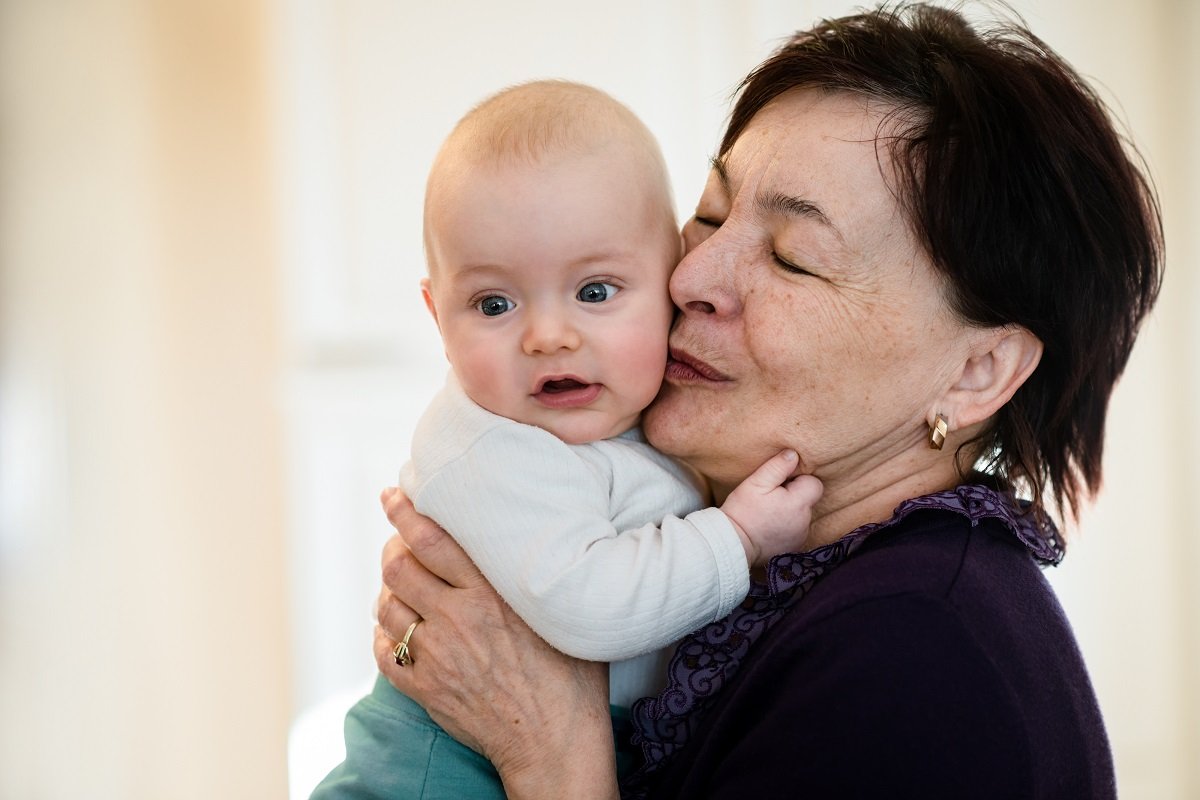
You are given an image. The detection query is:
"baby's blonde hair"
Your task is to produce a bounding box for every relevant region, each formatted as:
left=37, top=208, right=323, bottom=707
left=445, top=80, right=664, bottom=164
left=423, top=80, right=676, bottom=271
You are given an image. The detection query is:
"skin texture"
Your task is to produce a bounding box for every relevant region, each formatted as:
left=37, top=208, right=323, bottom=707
left=422, top=128, right=823, bottom=565
left=422, top=144, right=679, bottom=445
left=375, top=490, right=619, bottom=800
left=376, top=89, right=1043, bottom=795
left=645, top=89, right=1041, bottom=546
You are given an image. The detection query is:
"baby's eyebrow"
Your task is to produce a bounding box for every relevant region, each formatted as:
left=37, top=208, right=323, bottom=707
left=567, top=250, right=635, bottom=269
left=445, top=263, right=514, bottom=293
left=451, top=263, right=508, bottom=281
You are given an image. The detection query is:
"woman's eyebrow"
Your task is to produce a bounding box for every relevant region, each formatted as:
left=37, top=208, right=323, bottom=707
left=712, top=155, right=843, bottom=241
left=710, top=156, right=734, bottom=201
left=758, top=192, right=837, bottom=231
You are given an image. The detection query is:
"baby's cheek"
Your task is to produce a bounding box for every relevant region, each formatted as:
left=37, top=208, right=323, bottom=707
left=636, top=368, right=667, bottom=407
left=456, top=347, right=510, bottom=407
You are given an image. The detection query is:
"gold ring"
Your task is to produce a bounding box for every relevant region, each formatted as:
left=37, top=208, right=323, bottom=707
left=392, top=619, right=422, bottom=667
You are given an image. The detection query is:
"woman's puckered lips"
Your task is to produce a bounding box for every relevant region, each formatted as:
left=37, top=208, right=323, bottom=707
left=666, top=348, right=732, bottom=381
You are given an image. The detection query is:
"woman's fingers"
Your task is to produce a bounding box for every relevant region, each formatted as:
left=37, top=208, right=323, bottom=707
left=372, top=487, right=616, bottom=788
left=376, top=528, right=440, bottom=621
left=374, top=582, right=416, bottom=642
left=380, top=488, right=484, bottom=590
left=373, top=624, right=402, bottom=677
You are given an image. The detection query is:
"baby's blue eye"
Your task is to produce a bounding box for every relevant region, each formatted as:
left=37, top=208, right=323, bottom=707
left=477, top=295, right=514, bottom=317
left=577, top=282, right=618, bottom=303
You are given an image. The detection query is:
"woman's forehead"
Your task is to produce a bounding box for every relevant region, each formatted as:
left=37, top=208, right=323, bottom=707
left=729, top=91, right=893, bottom=176
left=716, top=91, right=910, bottom=239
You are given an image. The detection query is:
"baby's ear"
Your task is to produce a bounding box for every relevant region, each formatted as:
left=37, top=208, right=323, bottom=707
left=420, top=278, right=440, bottom=331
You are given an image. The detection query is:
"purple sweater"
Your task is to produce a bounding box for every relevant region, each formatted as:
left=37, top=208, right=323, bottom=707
left=626, top=486, right=1114, bottom=799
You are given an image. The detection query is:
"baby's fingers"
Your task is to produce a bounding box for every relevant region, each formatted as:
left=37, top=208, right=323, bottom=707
left=743, top=449, right=800, bottom=492
left=782, top=474, right=824, bottom=508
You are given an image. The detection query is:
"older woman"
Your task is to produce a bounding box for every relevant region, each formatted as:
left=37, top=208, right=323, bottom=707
left=371, top=4, right=1162, bottom=798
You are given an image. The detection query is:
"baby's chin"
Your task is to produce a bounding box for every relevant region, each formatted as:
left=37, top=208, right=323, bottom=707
left=545, top=419, right=638, bottom=445
left=520, top=407, right=639, bottom=445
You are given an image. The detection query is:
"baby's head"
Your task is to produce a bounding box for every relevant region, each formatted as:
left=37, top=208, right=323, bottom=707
left=421, top=81, right=681, bottom=444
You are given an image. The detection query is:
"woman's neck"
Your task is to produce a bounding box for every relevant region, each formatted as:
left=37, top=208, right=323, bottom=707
left=806, top=463, right=962, bottom=548
left=715, top=454, right=965, bottom=551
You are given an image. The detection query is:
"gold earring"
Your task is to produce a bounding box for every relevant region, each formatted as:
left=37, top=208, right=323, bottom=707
left=929, top=414, right=948, bottom=450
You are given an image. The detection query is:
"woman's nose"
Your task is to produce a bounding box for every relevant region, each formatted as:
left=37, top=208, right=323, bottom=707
left=669, top=234, right=740, bottom=317
left=521, top=311, right=582, bottom=355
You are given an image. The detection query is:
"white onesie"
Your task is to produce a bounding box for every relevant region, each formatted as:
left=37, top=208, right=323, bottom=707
left=399, top=375, right=750, bottom=707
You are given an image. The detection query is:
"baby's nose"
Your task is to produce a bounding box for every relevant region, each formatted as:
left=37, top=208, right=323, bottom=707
left=521, top=312, right=582, bottom=355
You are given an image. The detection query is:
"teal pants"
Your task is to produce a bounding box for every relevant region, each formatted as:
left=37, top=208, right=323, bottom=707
left=311, top=674, right=636, bottom=799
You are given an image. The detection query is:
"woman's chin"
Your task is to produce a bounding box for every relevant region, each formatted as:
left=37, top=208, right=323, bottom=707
left=641, top=392, right=690, bottom=455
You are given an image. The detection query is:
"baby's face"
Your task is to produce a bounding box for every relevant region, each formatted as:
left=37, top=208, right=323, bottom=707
left=423, top=147, right=679, bottom=444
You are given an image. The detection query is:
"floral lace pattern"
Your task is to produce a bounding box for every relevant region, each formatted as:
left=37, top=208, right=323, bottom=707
left=623, top=484, right=1063, bottom=797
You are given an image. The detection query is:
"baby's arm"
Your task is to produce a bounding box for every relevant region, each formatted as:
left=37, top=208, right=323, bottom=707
left=407, top=425, right=753, bottom=662
left=721, top=450, right=823, bottom=568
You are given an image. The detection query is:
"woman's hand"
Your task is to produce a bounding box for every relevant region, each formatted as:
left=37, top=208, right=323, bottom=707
left=374, top=488, right=619, bottom=799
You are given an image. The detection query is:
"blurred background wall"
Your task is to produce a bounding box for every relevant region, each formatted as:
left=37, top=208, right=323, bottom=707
left=0, top=1, right=1195, bottom=798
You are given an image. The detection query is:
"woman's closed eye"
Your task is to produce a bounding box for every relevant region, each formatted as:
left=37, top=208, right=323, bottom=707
left=772, top=251, right=813, bottom=276
left=683, top=215, right=723, bottom=252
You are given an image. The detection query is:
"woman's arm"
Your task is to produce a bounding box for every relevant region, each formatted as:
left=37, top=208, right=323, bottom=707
left=373, top=488, right=620, bottom=800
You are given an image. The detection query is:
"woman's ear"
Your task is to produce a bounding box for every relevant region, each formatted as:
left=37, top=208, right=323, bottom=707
left=420, top=277, right=441, bottom=332
left=939, top=326, right=1043, bottom=430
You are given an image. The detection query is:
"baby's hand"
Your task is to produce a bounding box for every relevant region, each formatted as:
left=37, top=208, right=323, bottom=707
left=721, top=450, right=823, bottom=568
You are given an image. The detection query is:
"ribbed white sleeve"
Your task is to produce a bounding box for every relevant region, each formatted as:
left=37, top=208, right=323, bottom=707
left=399, top=379, right=750, bottom=662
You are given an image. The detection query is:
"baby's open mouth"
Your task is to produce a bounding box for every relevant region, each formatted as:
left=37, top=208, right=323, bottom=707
left=542, top=378, right=587, bottom=393
left=533, top=377, right=601, bottom=409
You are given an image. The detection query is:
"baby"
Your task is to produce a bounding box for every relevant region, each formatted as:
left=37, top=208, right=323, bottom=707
left=313, top=80, right=821, bottom=798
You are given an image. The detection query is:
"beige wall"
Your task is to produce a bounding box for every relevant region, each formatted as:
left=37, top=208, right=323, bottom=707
left=0, top=0, right=290, bottom=796
left=1024, top=2, right=1199, bottom=796
left=0, top=1, right=1195, bottom=797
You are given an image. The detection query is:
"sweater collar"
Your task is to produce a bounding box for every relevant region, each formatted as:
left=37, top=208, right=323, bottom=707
left=760, top=482, right=1062, bottom=597
left=624, top=483, right=1063, bottom=797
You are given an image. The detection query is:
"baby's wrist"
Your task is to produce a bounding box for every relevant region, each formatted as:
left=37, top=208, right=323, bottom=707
left=726, top=515, right=758, bottom=566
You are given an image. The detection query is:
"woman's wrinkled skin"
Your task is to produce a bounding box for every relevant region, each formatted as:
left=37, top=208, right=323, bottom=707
left=645, top=90, right=1039, bottom=546
left=374, top=490, right=619, bottom=797
left=373, top=89, right=1043, bottom=799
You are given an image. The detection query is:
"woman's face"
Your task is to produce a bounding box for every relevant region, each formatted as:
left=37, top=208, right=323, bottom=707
left=644, top=89, right=975, bottom=497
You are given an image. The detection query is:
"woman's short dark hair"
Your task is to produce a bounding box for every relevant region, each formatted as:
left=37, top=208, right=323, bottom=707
left=722, top=2, right=1163, bottom=519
